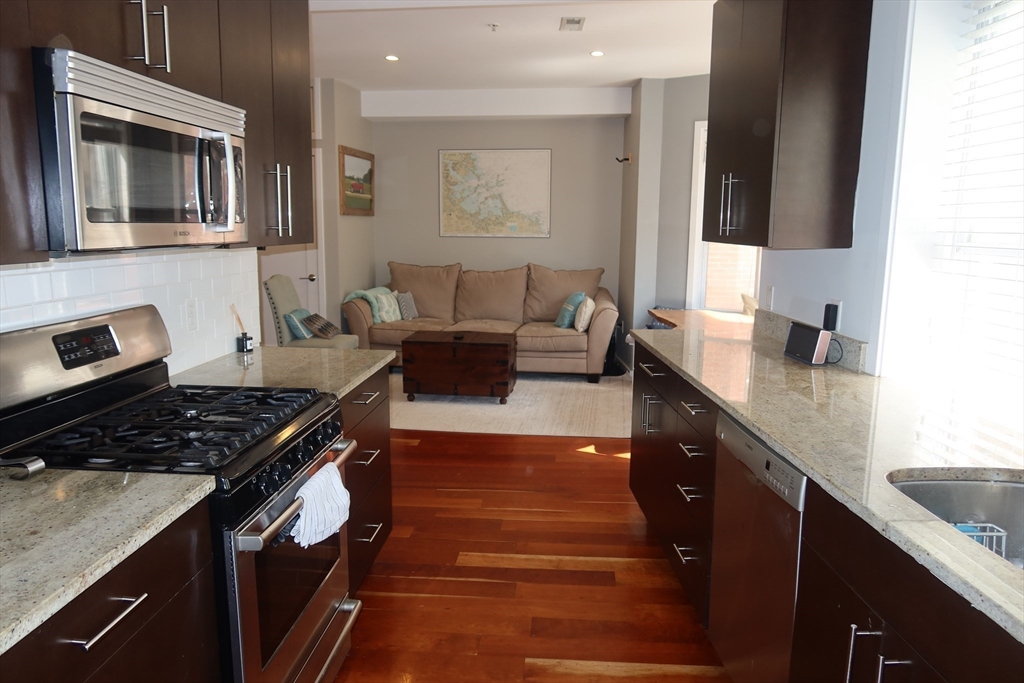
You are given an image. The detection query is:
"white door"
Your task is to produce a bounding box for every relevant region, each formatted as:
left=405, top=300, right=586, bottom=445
left=258, top=147, right=328, bottom=345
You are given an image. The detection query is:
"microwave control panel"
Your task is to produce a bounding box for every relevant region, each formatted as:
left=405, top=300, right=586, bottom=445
left=53, top=324, right=121, bottom=370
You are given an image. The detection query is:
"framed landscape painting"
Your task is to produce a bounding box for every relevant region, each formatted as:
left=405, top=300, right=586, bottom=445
left=439, top=149, right=551, bottom=237
left=340, top=146, right=374, bottom=216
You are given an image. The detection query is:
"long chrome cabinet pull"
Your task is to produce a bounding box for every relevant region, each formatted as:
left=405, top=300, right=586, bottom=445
left=357, top=523, right=384, bottom=543
left=719, top=174, right=727, bottom=235
left=149, top=4, right=170, bottom=72
left=676, top=484, right=701, bottom=502
left=285, top=165, right=293, bottom=236
left=678, top=443, right=707, bottom=458
left=875, top=655, right=911, bottom=683
left=644, top=396, right=662, bottom=435
left=266, top=164, right=284, bottom=236
left=682, top=402, right=707, bottom=417
left=844, top=624, right=882, bottom=683
left=640, top=395, right=650, bottom=430
left=67, top=594, right=149, bottom=651
left=354, top=449, right=380, bottom=466
left=672, top=544, right=698, bottom=565
left=638, top=362, right=664, bottom=378
left=129, top=0, right=152, bottom=65
left=725, top=172, right=734, bottom=233
left=352, top=391, right=379, bottom=405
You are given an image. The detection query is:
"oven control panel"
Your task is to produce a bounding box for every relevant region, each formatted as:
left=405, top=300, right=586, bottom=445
left=52, top=324, right=121, bottom=370
left=251, top=417, right=342, bottom=498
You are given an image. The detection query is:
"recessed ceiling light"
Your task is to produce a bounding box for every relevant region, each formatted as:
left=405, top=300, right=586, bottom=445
left=590, top=51, right=605, bottom=57
left=385, top=55, right=399, bottom=61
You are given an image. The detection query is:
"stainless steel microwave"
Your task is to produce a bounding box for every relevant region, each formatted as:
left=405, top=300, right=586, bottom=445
left=34, top=48, right=248, bottom=252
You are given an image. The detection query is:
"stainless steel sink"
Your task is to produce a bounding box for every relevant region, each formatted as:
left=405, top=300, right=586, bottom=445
left=887, top=469, right=1024, bottom=568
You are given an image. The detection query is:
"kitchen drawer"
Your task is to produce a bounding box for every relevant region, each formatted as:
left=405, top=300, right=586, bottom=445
left=677, top=376, right=718, bottom=445
left=0, top=500, right=212, bottom=683
left=666, top=419, right=716, bottom=540
left=343, top=396, right=391, bottom=511
left=634, top=344, right=678, bottom=405
left=662, top=512, right=711, bottom=627
left=347, top=466, right=393, bottom=594
left=339, top=367, right=389, bottom=433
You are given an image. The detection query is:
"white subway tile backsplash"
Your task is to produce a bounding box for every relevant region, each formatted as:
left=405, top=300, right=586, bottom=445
left=0, top=249, right=260, bottom=375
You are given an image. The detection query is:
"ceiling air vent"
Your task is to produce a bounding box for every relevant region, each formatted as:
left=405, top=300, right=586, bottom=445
left=559, top=17, right=585, bottom=31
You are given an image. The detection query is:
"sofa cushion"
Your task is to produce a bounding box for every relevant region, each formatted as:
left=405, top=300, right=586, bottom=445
left=454, top=266, right=528, bottom=323
left=516, top=322, right=588, bottom=353
left=388, top=262, right=462, bottom=321
left=554, top=292, right=586, bottom=328
left=369, top=317, right=452, bottom=346
left=445, top=319, right=521, bottom=335
left=396, top=291, right=419, bottom=320
left=574, top=296, right=596, bottom=332
left=375, top=292, right=402, bottom=322
left=524, top=264, right=604, bottom=322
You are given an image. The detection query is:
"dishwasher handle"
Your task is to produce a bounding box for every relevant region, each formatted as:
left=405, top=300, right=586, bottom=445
left=716, top=412, right=807, bottom=512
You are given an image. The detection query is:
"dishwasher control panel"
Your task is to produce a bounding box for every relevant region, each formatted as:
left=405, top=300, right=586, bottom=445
left=717, top=412, right=807, bottom=511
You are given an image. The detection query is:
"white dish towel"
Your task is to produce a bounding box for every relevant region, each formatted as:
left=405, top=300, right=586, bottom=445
left=289, top=460, right=350, bottom=548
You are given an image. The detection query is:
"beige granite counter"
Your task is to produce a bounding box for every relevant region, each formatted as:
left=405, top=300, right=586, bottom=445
left=631, top=324, right=1024, bottom=643
left=170, top=347, right=395, bottom=398
left=0, top=470, right=214, bottom=655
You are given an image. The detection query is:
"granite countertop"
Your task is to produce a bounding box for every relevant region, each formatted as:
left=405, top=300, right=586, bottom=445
left=170, top=347, right=395, bottom=398
left=0, top=471, right=214, bottom=655
left=631, top=322, right=1024, bottom=644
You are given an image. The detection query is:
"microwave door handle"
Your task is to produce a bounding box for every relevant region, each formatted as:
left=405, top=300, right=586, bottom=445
left=194, top=139, right=206, bottom=224
left=208, top=132, right=235, bottom=233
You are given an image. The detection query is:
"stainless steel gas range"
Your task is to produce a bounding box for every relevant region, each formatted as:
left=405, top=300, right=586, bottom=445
left=0, top=305, right=361, bottom=683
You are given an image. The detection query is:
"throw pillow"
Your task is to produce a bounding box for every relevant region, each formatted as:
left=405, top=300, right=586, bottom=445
left=395, top=291, right=419, bottom=320
left=554, top=292, right=587, bottom=328
left=375, top=292, right=402, bottom=322
left=303, top=313, right=341, bottom=339
left=574, top=296, right=596, bottom=333
left=284, top=308, right=315, bottom=340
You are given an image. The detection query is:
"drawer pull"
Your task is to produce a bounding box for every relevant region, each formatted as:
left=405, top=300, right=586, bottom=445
left=875, top=655, right=912, bottom=683
left=356, top=523, right=384, bottom=544
left=354, top=449, right=381, bottom=466
left=68, top=594, right=149, bottom=651
left=678, top=443, right=707, bottom=458
left=638, top=362, right=665, bottom=378
left=682, top=402, right=708, bottom=416
left=676, top=484, right=702, bottom=503
left=672, top=544, right=699, bottom=565
left=844, top=624, right=882, bottom=683
left=351, top=391, right=380, bottom=405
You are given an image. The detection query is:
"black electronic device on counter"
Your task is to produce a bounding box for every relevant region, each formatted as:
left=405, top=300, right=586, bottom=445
left=784, top=321, right=832, bottom=365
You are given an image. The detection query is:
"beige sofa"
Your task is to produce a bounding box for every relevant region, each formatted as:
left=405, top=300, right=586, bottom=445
left=342, top=262, right=619, bottom=383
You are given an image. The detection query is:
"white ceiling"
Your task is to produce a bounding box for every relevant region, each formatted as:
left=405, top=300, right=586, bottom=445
left=310, top=0, right=714, bottom=91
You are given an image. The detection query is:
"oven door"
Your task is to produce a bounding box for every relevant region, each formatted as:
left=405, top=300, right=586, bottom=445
left=54, top=96, right=247, bottom=250
left=228, top=441, right=361, bottom=683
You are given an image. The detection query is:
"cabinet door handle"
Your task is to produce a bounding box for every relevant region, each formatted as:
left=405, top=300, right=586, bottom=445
left=129, top=0, right=152, bottom=66
left=640, top=394, right=651, bottom=430
left=874, top=655, right=911, bottom=683
left=719, top=173, right=727, bottom=235
left=149, top=4, right=171, bottom=72
left=682, top=402, right=707, bottom=417
left=644, top=396, right=662, bottom=435
left=844, top=624, right=882, bottom=683
left=678, top=443, right=707, bottom=458
left=285, top=165, right=293, bottom=237
left=266, top=164, right=284, bottom=236
left=354, top=449, right=380, bottom=466
left=638, top=362, right=664, bottom=378
left=672, top=544, right=698, bottom=565
left=676, top=484, right=702, bottom=502
left=67, top=594, right=149, bottom=651
left=352, top=391, right=380, bottom=405
left=356, top=523, right=384, bottom=543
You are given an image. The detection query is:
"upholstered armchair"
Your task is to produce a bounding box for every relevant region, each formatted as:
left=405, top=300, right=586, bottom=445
left=263, top=275, right=359, bottom=349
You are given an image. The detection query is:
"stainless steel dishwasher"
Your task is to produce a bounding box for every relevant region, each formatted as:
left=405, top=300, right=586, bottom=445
left=708, top=412, right=808, bottom=683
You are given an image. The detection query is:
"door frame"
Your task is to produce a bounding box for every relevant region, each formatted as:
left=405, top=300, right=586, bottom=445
left=686, top=121, right=709, bottom=309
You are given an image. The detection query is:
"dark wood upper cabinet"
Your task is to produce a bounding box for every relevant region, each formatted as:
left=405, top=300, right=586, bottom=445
left=702, top=0, right=873, bottom=249
left=0, top=0, right=48, bottom=265
left=144, top=0, right=223, bottom=100
left=220, top=0, right=314, bottom=248
left=27, top=1, right=147, bottom=75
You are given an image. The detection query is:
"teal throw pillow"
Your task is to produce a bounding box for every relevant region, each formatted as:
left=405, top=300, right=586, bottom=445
left=554, top=292, right=587, bottom=328
left=284, top=308, right=315, bottom=340
left=375, top=292, right=402, bottom=323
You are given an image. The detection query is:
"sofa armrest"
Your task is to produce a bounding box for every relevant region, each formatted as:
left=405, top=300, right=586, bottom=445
left=342, top=299, right=373, bottom=350
left=586, top=287, right=618, bottom=374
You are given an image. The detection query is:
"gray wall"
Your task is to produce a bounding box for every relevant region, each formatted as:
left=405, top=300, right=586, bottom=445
left=321, top=79, right=376, bottom=329
left=369, top=118, right=624, bottom=298
left=657, top=75, right=710, bottom=308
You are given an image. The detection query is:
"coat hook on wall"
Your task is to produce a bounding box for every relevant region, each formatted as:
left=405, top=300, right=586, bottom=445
left=615, top=153, right=632, bottom=165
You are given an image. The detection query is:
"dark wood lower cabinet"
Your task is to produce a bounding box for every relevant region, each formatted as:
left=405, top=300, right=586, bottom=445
left=0, top=500, right=219, bottom=683
left=347, top=466, right=393, bottom=594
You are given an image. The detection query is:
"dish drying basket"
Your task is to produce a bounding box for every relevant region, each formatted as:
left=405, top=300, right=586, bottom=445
left=953, top=522, right=1007, bottom=559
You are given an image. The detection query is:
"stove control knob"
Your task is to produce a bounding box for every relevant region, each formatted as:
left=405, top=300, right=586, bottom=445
left=317, top=423, right=332, bottom=445
left=329, top=421, right=342, bottom=438
left=273, top=463, right=290, bottom=481
left=255, top=474, right=270, bottom=496
left=296, top=442, right=314, bottom=462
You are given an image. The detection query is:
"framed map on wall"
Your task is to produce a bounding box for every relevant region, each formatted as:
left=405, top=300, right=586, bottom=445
left=439, top=149, right=551, bottom=237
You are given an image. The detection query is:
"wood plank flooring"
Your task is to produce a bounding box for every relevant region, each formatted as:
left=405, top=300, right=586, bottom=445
left=334, top=430, right=727, bottom=683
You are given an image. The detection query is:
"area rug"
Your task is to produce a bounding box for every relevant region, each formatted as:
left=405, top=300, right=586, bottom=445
left=389, top=371, right=632, bottom=438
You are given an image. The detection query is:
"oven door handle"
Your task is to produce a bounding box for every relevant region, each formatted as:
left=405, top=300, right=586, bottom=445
left=236, top=438, right=356, bottom=552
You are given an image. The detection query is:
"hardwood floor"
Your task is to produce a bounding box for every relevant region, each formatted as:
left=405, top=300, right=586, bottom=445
left=335, top=430, right=727, bottom=683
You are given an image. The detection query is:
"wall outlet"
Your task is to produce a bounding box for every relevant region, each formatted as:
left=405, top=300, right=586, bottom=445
left=185, top=298, right=199, bottom=332
left=829, top=298, right=842, bottom=331
left=616, top=319, right=624, bottom=334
